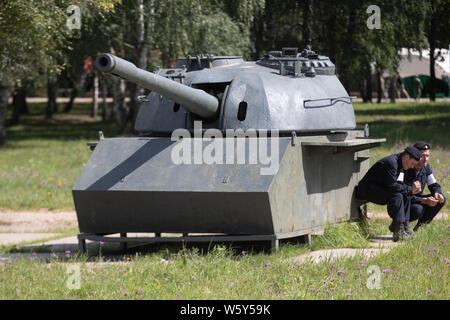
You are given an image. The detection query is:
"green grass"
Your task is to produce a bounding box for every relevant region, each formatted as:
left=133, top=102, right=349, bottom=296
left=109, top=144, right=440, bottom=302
left=354, top=101, right=450, bottom=156
left=0, top=103, right=119, bottom=210
left=0, top=218, right=448, bottom=300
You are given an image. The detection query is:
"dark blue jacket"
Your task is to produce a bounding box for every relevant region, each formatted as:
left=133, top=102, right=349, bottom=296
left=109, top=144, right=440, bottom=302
left=357, top=152, right=412, bottom=198
left=405, top=164, right=443, bottom=204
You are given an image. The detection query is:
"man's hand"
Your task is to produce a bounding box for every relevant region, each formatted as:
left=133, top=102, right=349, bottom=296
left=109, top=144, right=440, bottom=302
left=434, top=193, right=445, bottom=204
left=412, top=181, right=422, bottom=195
left=422, top=196, right=438, bottom=207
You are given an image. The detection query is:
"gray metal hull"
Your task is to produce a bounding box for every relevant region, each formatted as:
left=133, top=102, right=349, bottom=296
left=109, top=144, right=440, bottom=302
left=73, top=131, right=377, bottom=237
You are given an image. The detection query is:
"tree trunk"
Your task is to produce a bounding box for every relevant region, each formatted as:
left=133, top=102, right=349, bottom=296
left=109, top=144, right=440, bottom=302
left=302, top=0, right=313, bottom=47
left=253, top=10, right=265, bottom=59
left=429, top=45, right=436, bottom=102
left=428, top=4, right=436, bottom=102
left=113, top=77, right=127, bottom=134
left=326, top=4, right=336, bottom=63
left=46, top=77, right=58, bottom=119
left=91, top=72, right=99, bottom=118
left=289, top=0, right=299, bottom=44
left=339, top=7, right=357, bottom=91
left=21, top=82, right=29, bottom=114
left=11, top=83, right=28, bottom=125
left=64, top=79, right=77, bottom=113
left=359, top=80, right=367, bottom=103
left=366, top=68, right=373, bottom=103
left=128, top=83, right=138, bottom=123
left=389, top=76, right=396, bottom=103
left=0, top=83, right=10, bottom=146
left=376, top=70, right=383, bottom=103
left=265, top=0, right=277, bottom=50
left=127, top=0, right=150, bottom=131
left=101, top=77, right=108, bottom=122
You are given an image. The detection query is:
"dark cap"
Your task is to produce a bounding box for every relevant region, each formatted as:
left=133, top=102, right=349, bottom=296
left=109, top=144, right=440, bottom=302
left=413, top=141, right=430, bottom=151
left=404, top=146, right=422, bottom=161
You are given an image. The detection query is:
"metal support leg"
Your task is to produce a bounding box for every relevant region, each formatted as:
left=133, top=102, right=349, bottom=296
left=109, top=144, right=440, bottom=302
left=271, top=239, right=279, bottom=252
left=120, top=233, right=127, bottom=251
left=78, top=238, right=87, bottom=254
left=307, top=234, right=312, bottom=249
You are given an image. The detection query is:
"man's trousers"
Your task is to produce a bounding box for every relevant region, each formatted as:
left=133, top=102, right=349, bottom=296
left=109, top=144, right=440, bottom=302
left=356, top=184, right=411, bottom=224
left=410, top=194, right=446, bottom=224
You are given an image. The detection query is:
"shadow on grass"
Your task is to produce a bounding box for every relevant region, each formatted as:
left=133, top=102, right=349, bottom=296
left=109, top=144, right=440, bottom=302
left=6, top=121, right=119, bottom=142
left=97, top=236, right=311, bottom=258
left=5, top=103, right=125, bottom=143
left=1, top=240, right=299, bottom=260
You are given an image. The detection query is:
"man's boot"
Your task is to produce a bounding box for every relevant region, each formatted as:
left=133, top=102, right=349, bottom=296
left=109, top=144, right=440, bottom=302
left=388, top=220, right=407, bottom=234
left=413, top=221, right=424, bottom=232
left=392, top=223, right=406, bottom=242
left=389, top=221, right=395, bottom=233
left=403, top=222, right=414, bottom=237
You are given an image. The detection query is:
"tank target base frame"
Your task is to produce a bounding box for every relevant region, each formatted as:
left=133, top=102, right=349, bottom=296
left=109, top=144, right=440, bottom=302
left=77, top=231, right=316, bottom=253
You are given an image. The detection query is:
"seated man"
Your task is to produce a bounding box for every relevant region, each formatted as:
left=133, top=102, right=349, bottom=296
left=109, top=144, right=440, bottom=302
left=355, top=146, right=422, bottom=242
left=405, top=142, right=446, bottom=231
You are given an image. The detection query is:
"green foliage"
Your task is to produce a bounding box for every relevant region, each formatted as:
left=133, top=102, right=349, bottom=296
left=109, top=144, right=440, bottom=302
left=1, top=0, right=447, bottom=84
left=151, top=0, right=259, bottom=65
left=314, top=0, right=429, bottom=83
left=191, top=12, right=250, bottom=56
left=0, top=0, right=69, bottom=84
left=60, top=1, right=121, bottom=79
left=426, top=0, right=450, bottom=49
left=0, top=0, right=119, bottom=86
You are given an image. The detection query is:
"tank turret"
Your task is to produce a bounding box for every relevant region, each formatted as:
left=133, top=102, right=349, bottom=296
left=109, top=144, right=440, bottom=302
left=95, top=48, right=356, bottom=134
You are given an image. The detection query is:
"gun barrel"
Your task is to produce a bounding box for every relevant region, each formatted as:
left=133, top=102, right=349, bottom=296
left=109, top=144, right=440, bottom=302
left=95, top=53, right=219, bottom=118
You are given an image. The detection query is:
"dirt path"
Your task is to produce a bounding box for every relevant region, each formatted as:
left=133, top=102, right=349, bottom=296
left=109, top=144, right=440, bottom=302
left=367, top=211, right=448, bottom=220
left=0, top=210, right=78, bottom=233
